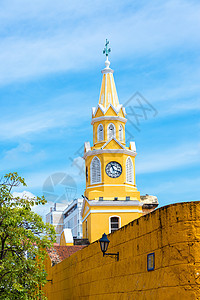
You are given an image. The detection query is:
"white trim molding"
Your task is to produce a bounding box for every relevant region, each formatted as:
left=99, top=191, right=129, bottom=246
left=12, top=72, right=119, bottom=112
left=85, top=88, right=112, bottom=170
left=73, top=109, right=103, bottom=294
left=82, top=209, right=142, bottom=222
left=102, top=136, right=125, bottom=150
left=83, top=148, right=137, bottom=159
left=82, top=210, right=91, bottom=222
left=84, top=141, right=91, bottom=153
left=86, top=183, right=137, bottom=189
left=92, top=103, right=124, bottom=118
left=91, top=116, right=127, bottom=125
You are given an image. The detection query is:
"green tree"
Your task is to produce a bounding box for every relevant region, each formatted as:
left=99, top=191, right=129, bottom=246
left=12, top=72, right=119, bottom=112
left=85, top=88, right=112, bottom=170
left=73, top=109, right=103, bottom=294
left=0, top=172, right=56, bottom=299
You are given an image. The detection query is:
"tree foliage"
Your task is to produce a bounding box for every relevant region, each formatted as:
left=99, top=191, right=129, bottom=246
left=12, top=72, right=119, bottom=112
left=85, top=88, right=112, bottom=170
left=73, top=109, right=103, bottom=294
left=0, top=172, right=56, bottom=299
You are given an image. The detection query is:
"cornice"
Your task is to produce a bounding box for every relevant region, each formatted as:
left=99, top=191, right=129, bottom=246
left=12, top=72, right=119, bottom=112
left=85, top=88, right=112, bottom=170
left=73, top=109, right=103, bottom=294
left=91, top=116, right=127, bottom=125
left=83, top=148, right=137, bottom=159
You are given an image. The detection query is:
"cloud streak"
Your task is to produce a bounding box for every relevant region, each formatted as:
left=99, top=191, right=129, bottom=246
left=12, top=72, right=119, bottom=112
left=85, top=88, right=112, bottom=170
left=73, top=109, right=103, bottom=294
left=137, top=142, right=200, bottom=174
left=0, top=91, right=90, bottom=140
left=0, top=0, right=199, bottom=85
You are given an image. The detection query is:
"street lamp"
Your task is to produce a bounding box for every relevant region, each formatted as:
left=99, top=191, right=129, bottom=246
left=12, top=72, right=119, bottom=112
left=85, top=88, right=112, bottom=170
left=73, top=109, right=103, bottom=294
left=99, top=233, right=119, bottom=261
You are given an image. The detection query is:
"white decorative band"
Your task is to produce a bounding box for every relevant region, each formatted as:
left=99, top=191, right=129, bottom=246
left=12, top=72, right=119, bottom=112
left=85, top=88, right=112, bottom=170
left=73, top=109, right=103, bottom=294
left=86, top=183, right=137, bottom=189
left=84, top=149, right=137, bottom=159
left=82, top=209, right=142, bottom=222
left=91, top=116, right=127, bottom=125
left=101, top=69, right=114, bottom=74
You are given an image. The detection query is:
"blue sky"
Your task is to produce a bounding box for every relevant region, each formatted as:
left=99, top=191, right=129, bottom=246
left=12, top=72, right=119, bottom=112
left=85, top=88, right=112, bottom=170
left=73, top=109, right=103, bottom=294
left=0, top=0, right=200, bottom=218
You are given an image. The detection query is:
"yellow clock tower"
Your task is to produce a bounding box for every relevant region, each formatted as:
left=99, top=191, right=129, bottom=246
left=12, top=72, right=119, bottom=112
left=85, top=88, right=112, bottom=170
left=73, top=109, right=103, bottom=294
left=81, top=40, right=144, bottom=243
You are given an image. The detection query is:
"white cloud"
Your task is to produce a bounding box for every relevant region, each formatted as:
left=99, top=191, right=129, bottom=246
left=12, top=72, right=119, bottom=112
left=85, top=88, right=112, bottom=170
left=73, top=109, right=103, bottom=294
left=0, top=143, right=46, bottom=171
left=12, top=190, right=53, bottom=220
left=137, top=142, right=200, bottom=174
left=12, top=190, right=36, bottom=199
left=0, top=110, right=63, bottom=139
left=5, top=143, right=32, bottom=158
left=154, top=176, right=200, bottom=196
left=24, top=160, right=85, bottom=191
left=0, top=0, right=199, bottom=85
left=0, top=92, right=90, bottom=140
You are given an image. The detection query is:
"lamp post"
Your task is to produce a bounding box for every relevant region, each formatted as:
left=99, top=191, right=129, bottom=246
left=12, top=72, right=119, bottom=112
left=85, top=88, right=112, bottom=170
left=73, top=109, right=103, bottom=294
left=99, top=233, right=119, bottom=261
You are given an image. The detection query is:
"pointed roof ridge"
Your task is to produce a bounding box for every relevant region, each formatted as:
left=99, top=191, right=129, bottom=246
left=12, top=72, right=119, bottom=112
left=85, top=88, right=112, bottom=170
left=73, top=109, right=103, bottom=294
left=97, top=54, right=122, bottom=110
left=94, top=41, right=126, bottom=116
left=92, top=103, right=124, bottom=118
left=101, top=136, right=126, bottom=150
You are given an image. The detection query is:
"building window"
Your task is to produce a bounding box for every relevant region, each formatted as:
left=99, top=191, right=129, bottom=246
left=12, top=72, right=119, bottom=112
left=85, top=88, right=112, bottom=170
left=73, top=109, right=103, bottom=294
left=86, top=167, right=88, bottom=181
left=110, top=216, right=120, bottom=233
left=86, top=220, right=88, bottom=238
left=90, top=156, right=101, bottom=184
left=107, top=123, right=116, bottom=139
left=97, top=124, right=104, bottom=141
left=119, top=124, right=123, bottom=141
left=126, top=157, right=134, bottom=184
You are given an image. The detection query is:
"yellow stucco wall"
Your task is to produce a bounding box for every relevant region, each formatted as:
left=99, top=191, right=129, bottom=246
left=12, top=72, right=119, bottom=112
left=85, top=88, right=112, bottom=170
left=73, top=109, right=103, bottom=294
left=83, top=210, right=142, bottom=243
left=43, top=201, right=200, bottom=299
left=82, top=202, right=143, bottom=242
left=85, top=152, right=139, bottom=200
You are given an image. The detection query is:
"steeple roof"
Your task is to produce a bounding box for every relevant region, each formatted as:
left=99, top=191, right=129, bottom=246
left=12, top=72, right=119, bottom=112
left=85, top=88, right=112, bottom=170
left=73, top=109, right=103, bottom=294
left=98, top=57, right=120, bottom=109
left=92, top=40, right=126, bottom=118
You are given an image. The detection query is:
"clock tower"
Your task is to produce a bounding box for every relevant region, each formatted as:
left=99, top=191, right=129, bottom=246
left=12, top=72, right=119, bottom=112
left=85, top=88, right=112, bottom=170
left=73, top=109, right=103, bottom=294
left=81, top=40, right=143, bottom=243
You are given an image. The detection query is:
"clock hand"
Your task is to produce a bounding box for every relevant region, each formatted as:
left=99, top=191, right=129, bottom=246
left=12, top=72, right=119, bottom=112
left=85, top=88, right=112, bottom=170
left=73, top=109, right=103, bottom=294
left=111, top=166, right=117, bottom=173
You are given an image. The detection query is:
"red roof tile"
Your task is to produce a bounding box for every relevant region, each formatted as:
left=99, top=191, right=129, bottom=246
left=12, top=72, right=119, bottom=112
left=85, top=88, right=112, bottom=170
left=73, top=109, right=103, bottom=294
left=47, top=245, right=84, bottom=265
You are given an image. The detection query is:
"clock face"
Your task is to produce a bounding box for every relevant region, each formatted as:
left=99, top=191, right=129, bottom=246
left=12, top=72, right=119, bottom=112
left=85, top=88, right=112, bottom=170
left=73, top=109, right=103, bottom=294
left=105, top=161, right=122, bottom=178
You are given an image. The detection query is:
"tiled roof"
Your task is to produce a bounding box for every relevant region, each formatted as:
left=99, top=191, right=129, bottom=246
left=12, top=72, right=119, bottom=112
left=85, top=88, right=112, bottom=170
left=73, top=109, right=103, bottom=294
left=47, top=245, right=84, bottom=265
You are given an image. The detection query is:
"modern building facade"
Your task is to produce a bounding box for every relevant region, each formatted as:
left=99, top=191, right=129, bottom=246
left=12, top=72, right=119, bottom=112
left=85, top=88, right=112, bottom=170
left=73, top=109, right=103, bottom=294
left=63, top=198, right=83, bottom=239
left=46, top=203, right=67, bottom=243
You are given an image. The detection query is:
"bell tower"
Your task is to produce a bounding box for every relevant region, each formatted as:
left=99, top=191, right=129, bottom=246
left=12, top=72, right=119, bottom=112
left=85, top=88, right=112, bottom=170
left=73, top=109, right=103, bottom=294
left=84, top=40, right=140, bottom=202
left=81, top=40, right=143, bottom=243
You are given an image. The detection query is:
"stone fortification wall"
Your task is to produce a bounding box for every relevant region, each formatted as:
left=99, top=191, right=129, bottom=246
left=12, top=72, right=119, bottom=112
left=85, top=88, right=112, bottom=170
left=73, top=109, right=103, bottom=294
left=44, top=202, right=200, bottom=299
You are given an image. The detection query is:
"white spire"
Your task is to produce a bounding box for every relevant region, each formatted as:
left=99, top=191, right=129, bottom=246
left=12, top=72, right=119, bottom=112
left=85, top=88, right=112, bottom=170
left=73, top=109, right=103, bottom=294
left=101, top=57, right=114, bottom=74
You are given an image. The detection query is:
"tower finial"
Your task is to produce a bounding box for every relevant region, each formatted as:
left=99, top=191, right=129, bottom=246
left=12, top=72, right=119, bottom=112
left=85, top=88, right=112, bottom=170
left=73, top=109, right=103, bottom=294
left=103, top=39, right=111, bottom=57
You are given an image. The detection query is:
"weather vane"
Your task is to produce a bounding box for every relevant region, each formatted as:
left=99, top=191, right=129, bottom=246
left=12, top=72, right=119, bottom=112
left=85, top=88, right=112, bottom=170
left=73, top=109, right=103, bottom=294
left=103, top=39, right=111, bottom=57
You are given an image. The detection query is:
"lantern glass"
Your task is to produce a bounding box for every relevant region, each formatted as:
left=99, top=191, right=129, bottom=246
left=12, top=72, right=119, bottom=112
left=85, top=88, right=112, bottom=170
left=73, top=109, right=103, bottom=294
left=99, top=233, right=110, bottom=253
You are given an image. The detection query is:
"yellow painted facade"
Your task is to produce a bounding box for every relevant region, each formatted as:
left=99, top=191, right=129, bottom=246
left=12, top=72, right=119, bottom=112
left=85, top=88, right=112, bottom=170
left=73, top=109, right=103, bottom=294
left=82, top=201, right=142, bottom=243
left=84, top=152, right=139, bottom=200
left=82, top=56, right=143, bottom=242
left=44, top=201, right=200, bottom=299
